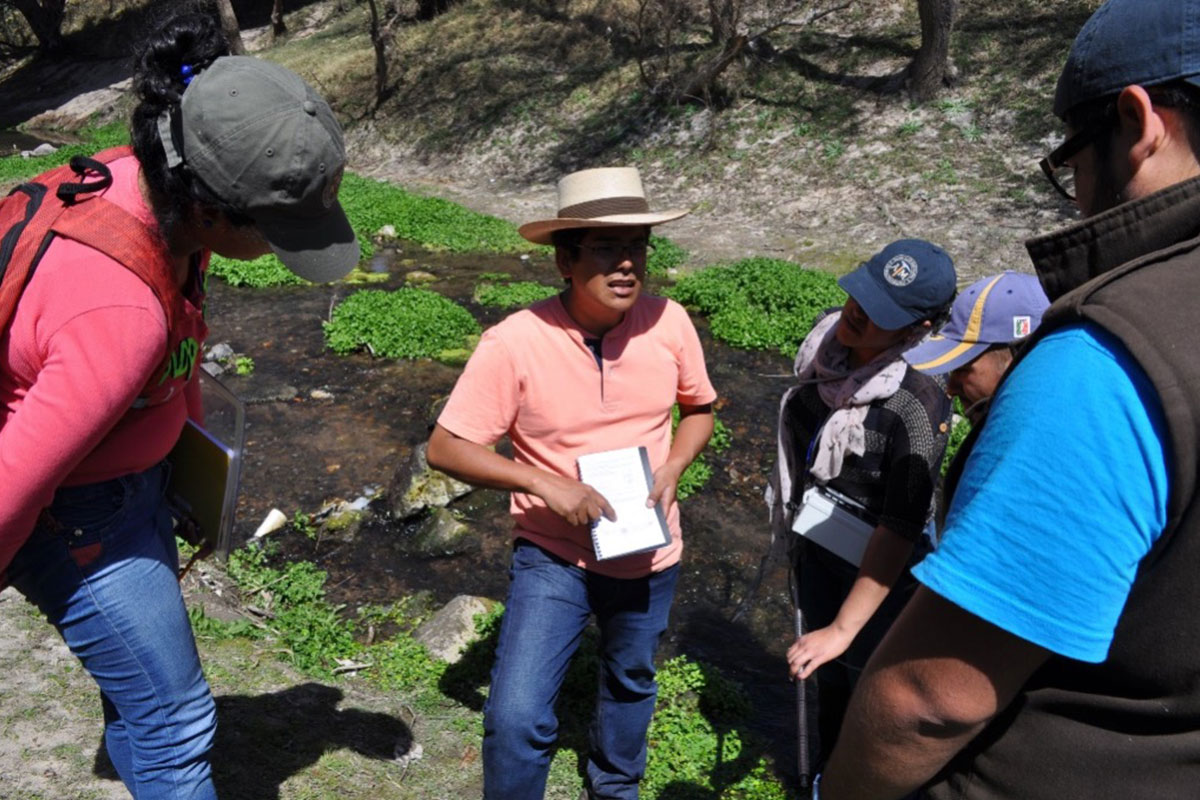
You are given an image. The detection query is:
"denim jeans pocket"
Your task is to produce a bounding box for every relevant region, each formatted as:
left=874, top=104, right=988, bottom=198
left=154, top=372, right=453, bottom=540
left=41, top=475, right=140, bottom=568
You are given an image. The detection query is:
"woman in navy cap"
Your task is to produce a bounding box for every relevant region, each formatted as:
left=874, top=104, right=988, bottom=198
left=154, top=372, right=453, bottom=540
left=771, top=238, right=955, bottom=768
left=0, top=5, right=357, bottom=798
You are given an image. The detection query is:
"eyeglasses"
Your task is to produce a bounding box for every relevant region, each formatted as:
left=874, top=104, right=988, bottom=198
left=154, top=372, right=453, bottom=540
left=1039, top=127, right=1101, bottom=201
left=578, top=241, right=656, bottom=264
left=1039, top=104, right=1116, bottom=201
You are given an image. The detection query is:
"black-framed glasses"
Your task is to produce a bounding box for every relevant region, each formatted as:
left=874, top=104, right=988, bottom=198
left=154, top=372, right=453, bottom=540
left=1039, top=102, right=1117, bottom=202
left=1039, top=127, right=1100, bottom=201
left=578, top=241, right=656, bottom=264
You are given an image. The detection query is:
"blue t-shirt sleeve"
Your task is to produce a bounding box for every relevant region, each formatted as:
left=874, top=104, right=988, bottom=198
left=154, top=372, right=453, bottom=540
left=913, top=323, right=1169, bottom=663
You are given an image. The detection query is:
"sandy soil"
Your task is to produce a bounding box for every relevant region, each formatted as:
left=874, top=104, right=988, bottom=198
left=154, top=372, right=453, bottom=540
left=0, top=588, right=128, bottom=800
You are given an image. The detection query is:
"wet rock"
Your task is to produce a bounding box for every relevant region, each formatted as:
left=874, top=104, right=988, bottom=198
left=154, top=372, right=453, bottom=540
left=413, top=595, right=497, bottom=663
left=407, top=508, right=478, bottom=557
left=405, top=270, right=437, bottom=284
left=243, top=383, right=299, bottom=404
left=206, top=342, right=235, bottom=362
left=324, top=509, right=364, bottom=535
left=389, top=443, right=473, bottom=519
left=21, top=143, right=56, bottom=158
left=435, top=348, right=472, bottom=367
left=312, top=499, right=370, bottom=541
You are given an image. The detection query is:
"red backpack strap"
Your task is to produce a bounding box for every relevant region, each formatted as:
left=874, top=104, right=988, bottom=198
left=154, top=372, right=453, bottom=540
left=49, top=195, right=183, bottom=339
left=0, top=160, right=83, bottom=333
left=0, top=181, right=55, bottom=334
left=0, top=147, right=149, bottom=332
left=0, top=148, right=182, bottom=348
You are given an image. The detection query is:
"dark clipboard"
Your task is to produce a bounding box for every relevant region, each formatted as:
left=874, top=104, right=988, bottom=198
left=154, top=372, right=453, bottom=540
left=166, top=369, right=245, bottom=561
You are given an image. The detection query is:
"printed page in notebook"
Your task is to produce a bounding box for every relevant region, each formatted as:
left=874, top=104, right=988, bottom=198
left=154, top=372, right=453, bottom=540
left=576, top=446, right=670, bottom=560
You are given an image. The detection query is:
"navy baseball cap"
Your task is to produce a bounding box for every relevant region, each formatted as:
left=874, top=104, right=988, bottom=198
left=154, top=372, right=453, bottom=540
left=905, top=272, right=1049, bottom=375
left=838, top=239, right=957, bottom=331
left=1054, top=0, right=1200, bottom=119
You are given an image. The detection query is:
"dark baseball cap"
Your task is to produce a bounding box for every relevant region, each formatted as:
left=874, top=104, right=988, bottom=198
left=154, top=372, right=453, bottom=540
left=838, top=239, right=957, bottom=331
left=179, top=56, right=359, bottom=283
left=905, top=271, right=1049, bottom=375
left=1054, top=0, right=1200, bottom=119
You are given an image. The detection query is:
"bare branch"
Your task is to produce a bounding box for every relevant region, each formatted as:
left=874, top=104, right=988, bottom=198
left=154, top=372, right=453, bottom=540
left=753, top=2, right=853, bottom=39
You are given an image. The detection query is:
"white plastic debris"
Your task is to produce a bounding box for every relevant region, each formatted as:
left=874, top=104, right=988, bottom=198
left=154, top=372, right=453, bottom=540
left=252, top=508, right=288, bottom=539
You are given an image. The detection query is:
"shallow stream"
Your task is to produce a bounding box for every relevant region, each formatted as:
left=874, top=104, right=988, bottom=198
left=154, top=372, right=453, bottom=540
left=206, top=243, right=801, bottom=756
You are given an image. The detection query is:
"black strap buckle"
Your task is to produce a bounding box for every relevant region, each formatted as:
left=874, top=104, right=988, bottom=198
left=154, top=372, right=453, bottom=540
left=56, top=155, right=114, bottom=204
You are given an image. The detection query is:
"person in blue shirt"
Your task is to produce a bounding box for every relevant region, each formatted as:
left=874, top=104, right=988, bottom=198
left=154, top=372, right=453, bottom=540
left=818, top=1, right=1200, bottom=798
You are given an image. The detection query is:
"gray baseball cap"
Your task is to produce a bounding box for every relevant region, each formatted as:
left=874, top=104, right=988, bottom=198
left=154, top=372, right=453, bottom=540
left=177, top=56, right=359, bottom=282
left=1054, top=0, right=1200, bottom=119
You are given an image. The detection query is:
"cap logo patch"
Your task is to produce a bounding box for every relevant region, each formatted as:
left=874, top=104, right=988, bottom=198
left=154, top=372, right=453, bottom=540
left=323, top=166, right=344, bottom=209
left=883, top=254, right=919, bottom=286
left=1013, top=315, right=1032, bottom=338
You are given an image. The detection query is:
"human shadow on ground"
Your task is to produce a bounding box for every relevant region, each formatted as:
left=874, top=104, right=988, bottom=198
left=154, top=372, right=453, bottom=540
left=438, top=596, right=806, bottom=796
left=93, top=682, right=411, bottom=800
left=655, top=605, right=807, bottom=799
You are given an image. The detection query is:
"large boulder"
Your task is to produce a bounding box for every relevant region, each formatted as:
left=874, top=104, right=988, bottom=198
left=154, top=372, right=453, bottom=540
left=414, top=595, right=497, bottom=664
left=389, top=443, right=473, bottom=519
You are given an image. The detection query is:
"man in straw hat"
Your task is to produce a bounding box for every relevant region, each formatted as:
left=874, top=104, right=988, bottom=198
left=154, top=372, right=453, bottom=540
left=427, top=167, right=716, bottom=800
left=819, top=1, right=1200, bottom=798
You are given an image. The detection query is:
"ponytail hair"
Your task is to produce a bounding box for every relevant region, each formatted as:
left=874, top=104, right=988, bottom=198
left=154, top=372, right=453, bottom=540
left=130, top=2, right=248, bottom=239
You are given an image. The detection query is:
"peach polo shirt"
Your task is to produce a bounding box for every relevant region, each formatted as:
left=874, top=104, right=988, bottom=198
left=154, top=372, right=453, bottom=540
left=438, top=293, right=716, bottom=579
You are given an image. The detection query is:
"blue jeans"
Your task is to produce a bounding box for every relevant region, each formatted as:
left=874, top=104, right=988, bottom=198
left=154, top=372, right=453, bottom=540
left=8, top=462, right=218, bottom=799
left=483, top=539, right=680, bottom=800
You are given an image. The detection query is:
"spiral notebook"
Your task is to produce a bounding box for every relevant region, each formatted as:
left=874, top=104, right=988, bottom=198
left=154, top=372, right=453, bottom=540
left=576, top=446, right=671, bottom=560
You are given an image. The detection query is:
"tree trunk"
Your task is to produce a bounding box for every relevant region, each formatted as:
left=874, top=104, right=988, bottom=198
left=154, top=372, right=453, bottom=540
left=908, top=0, right=957, bottom=101
left=678, top=32, right=746, bottom=103
left=214, top=0, right=246, bottom=55
left=707, top=0, right=740, bottom=47
left=271, top=0, right=287, bottom=39
left=366, top=0, right=388, bottom=108
left=8, top=0, right=66, bottom=54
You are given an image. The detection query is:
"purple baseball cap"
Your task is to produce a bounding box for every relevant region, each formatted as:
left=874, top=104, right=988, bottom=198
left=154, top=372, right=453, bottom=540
left=905, top=271, right=1049, bottom=375
left=838, top=239, right=957, bottom=331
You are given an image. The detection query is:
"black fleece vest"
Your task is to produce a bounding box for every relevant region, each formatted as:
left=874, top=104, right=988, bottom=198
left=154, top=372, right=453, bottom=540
left=932, top=177, right=1200, bottom=800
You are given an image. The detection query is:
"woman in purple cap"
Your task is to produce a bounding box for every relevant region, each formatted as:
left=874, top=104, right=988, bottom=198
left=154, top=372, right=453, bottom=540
left=771, top=238, right=955, bottom=768
left=0, top=6, right=356, bottom=798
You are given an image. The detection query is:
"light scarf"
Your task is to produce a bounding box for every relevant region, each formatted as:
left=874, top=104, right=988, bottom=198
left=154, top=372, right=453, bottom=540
left=793, top=310, right=928, bottom=482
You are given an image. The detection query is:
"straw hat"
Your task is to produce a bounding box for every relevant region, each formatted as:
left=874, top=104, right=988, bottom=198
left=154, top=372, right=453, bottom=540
left=517, top=167, right=688, bottom=245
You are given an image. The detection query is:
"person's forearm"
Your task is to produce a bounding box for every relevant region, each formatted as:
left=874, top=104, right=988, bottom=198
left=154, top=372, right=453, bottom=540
left=426, top=424, right=543, bottom=494
left=820, top=588, right=1051, bottom=800
left=666, top=405, right=714, bottom=472
left=820, top=659, right=982, bottom=800
left=831, top=525, right=914, bottom=637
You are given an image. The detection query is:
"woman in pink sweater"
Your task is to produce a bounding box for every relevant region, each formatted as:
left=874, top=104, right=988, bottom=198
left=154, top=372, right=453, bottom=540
left=0, top=9, right=357, bottom=798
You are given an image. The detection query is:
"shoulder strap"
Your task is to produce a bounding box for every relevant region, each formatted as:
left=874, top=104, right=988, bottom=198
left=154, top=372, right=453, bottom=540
left=50, top=195, right=182, bottom=338
left=0, top=147, right=183, bottom=344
